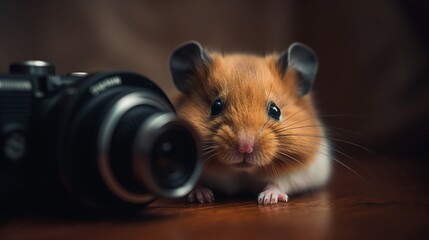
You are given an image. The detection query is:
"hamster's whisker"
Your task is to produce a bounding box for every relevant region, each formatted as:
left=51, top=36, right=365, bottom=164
left=202, top=144, right=219, bottom=153
left=275, top=119, right=363, bottom=139
left=316, top=149, right=372, bottom=186
left=202, top=148, right=220, bottom=157
left=201, top=143, right=222, bottom=167
left=261, top=162, right=272, bottom=176
left=275, top=151, right=306, bottom=168
left=202, top=146, right=218, bottom=152
left=280, top=134, right=375, bottom=154
left=260, top=118, right=272, bottom=132
left=273, top=127, right=375, bottom=154
left=274, top=157, right=293, bottom=170
left=282, top=108, right=311, bottom=125
left=202, top=143, right=217, bottom=148
left=274, top=124, right=324, bottom=132
left=270, top=160, right=284, bottom=177
left=263, top=160, right=282, bottom=177
left=275, top=133, right=323, bottom=139
left=202, top=153, right=222, bottom=168
left=274, top=131, right=326, bottom=142
left=280, top=116, right=321, bottom=131
left=294, top=137, right=375, bottom=176
left=317, top=113, right=372, bottom=119
left=280, top=100, right=318, bottom=123
left=325, top=126, right=362, bottom=136
left=225, top=152, right=239, bottom=165
left=202, top=139, right=217, bottom=144
left=202, top=151, right=218, bottom=159
left=283, top=139, right=373, bottom=186
left=265, top=114, right=359, bottom=138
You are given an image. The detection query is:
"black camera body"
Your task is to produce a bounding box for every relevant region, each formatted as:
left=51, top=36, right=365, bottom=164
left=0, top=61, right=200, bottom=214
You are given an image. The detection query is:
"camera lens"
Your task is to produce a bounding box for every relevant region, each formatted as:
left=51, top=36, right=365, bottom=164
left=34, top=72, right=201, bottom=212
left=39, top=72, right=201, bottom=212
left=95, top=90, right=200, bottom=204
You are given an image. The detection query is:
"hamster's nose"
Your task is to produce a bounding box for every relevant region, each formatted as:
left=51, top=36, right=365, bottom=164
left=238, top=137, right=254, bottom=154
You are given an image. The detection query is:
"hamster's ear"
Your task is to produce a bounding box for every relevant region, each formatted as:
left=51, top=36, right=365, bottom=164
left=169, top=41, right=212, bottom=93
left=277, top=43, right=318, bottom=96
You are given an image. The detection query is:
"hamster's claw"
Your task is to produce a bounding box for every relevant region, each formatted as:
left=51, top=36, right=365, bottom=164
left=188, top=187, right=215, bottom=203
left=258, top=188, right=289, bottom=205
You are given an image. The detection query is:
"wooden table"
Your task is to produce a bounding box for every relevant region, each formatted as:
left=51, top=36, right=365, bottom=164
left=1, top=155, right=428, bottom=240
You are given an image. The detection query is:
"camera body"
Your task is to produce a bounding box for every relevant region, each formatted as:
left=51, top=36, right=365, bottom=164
left=0, top=61, right=201, bottom=214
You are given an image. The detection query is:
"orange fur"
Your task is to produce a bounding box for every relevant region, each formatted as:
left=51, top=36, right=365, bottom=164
left=174, top=52, right=322, bottom=178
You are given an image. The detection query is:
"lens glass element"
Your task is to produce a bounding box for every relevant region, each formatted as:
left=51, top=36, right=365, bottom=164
left=151, top=126, right=197, bottom=189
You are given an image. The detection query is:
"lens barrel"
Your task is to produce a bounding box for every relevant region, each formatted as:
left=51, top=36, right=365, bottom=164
left=98, top=92, right=200, bottom=204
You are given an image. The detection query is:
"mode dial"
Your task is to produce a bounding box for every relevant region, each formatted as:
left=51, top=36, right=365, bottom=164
left=10, top=60, right=55, bottom=75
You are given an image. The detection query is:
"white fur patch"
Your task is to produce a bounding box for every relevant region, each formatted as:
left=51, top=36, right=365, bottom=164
left=274, top=138, right=332, bottom=194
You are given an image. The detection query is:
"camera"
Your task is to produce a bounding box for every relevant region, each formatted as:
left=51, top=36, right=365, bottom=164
left=0, top=61, right=201, bottom=214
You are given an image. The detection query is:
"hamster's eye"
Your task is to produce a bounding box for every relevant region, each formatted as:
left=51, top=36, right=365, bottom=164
left=267, top=102, right=281, bottom=120
left=210, top=98, right=224, bottom=117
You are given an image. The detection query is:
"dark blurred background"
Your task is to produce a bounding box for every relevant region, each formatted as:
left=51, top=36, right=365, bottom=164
left=0, top=0, right=428, bottom=158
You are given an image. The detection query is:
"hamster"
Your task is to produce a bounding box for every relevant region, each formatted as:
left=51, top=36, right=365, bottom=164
left=169, top=41, right=331, bottom=205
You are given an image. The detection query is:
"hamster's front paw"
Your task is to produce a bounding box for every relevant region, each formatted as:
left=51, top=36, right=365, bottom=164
left=188, top=187, right=215, bottom=203
left=258, top=184, right=289, bottom=205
